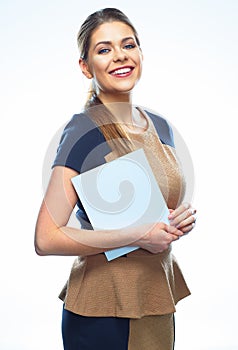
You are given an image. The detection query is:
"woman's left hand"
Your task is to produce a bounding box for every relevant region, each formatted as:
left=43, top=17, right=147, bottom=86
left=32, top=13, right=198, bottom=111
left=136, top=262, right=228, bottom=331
left=168, top=203, right=196, bottom=234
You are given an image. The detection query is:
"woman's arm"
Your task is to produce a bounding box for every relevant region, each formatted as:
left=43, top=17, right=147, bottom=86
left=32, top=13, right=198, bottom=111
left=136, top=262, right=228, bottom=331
left=35, top=166, right=111, bottom=256
left=35, top=166, right=185, bottom=257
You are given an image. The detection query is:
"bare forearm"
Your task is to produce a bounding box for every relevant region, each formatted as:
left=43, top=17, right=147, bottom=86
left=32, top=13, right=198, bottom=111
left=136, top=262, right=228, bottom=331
left=35, top=224, right=140, bottom=257
left=35, top=226, right=111, bottom=256
left=35, top=221, right=183, bottom=257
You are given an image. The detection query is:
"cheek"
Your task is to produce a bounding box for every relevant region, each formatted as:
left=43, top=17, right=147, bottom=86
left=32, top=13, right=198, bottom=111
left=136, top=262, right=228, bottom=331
left=135, top=56, right=143, bottom=77
left=90, top=56, right=109, bottom=74
left=132, top=52, right=143, bottom=68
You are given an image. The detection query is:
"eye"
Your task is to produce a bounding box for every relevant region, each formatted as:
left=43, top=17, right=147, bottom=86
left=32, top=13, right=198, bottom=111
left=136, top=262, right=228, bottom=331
left=124, top=43, right=136, bottom=50
left=98, top=48, right=110, bottom=54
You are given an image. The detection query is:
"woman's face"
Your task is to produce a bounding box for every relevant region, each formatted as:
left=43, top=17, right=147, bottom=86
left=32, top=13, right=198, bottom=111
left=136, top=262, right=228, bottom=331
left=81, top=21, right=143, bottom=102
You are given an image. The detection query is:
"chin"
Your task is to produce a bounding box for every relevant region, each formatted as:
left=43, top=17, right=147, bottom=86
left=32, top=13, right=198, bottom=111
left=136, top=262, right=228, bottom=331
left=114, top=82, right=138, bottom=94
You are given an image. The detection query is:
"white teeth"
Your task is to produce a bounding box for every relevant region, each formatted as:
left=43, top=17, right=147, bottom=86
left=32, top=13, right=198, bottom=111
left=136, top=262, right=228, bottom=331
left=111, top=68, right=132, bottom=75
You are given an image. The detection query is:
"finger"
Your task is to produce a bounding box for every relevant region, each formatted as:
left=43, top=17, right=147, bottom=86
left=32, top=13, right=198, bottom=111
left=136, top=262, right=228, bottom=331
left=176, top=213, right=197, bottom=229
left=180, top=222, right=196, bottom=234
left=167, top=225, right=184, bottom=237
left=189, top=207, right=197, bottom=216
left=162, top=231, right=179, bottom=244
left=170, top=207, right=196, bottom=227
left=169, top=232, right=182, bottom=242
left=168, top=202, right=191, bottom=220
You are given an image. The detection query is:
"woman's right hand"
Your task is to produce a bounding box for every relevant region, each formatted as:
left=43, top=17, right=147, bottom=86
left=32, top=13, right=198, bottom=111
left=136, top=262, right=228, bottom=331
left=137, top=222, right=184, bottom=254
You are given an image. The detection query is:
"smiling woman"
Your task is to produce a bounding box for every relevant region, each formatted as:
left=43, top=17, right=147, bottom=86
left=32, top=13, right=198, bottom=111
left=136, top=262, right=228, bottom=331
left=79, top=21, right=143, bottom=101
left=35, top=7, right=196, bottom=350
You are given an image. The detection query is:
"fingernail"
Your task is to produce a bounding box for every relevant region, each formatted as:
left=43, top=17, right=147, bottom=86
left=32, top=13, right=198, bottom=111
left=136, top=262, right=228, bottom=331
left=191, top=208, right=197, bottom=215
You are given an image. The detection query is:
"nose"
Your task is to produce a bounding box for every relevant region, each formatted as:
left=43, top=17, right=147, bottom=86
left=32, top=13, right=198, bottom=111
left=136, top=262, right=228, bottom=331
left=113, top=47, right=128, bottom=62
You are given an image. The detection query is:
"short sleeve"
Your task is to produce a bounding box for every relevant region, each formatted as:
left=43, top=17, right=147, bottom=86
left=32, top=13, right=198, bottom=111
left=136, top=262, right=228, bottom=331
left=52, top=113, right=111, bottom=173
left=52, top=113, right=112, bottom=229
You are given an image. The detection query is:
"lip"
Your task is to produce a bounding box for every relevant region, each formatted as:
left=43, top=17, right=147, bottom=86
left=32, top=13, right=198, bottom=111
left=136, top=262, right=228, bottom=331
left=109, top=65, right=135, bottom=78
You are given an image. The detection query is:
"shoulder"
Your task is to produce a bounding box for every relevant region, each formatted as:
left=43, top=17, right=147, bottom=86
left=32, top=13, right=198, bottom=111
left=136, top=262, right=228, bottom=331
left=145, top=109, right=175, bottom=148
left=55, top=113, right=99, bottom=157
left=52, top=113, right=111, bottom=173
left=60, top=113, right=100, bottom=140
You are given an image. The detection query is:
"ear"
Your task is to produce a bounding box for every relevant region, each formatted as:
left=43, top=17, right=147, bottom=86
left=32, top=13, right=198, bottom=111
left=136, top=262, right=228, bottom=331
left=79, top=58, right=93, bottom=79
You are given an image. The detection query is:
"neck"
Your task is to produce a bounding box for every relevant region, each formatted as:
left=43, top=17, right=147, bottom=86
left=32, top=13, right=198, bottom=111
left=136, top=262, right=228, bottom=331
left=96, top=92, right=147, bottom=132
left=98, top=92, right=134, bottom=125
left=98, top=90, right=132, bottom=104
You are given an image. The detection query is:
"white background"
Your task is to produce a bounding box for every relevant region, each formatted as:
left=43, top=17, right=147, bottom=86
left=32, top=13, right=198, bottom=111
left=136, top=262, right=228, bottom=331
left=1, top=0, right=237, bottom=349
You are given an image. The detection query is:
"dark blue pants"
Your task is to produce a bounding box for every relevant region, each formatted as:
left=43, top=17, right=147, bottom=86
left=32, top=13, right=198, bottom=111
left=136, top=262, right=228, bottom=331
left=62, top=307, right=130, bottom=350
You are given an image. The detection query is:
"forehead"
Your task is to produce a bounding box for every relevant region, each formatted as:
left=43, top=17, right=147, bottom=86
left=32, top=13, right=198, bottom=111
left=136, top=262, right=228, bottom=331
left=90, top=21, right=135, bottom=45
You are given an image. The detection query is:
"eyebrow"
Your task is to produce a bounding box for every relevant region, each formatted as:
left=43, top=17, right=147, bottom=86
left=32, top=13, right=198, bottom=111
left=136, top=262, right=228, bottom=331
left=93, top=36, right=135, bottom=50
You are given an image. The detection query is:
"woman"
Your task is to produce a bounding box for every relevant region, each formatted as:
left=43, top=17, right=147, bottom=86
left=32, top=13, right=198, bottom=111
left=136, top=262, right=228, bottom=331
left=35, top=8, right=196, bottom=350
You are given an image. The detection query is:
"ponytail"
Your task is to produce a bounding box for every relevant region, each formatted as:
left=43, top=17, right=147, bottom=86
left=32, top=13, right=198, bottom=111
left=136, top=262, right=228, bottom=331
left=84, top=91, right=134, bottom=156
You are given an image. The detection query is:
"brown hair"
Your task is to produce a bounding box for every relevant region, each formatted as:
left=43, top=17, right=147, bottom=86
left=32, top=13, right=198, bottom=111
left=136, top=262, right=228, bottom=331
left=77, top=8, right=141, bottom=155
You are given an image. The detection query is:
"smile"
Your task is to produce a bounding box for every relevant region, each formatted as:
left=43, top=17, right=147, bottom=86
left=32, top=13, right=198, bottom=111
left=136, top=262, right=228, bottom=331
left=109, top=66, right=134, bottom=77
